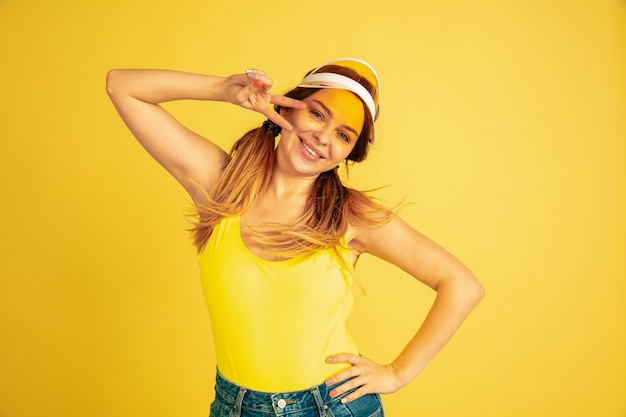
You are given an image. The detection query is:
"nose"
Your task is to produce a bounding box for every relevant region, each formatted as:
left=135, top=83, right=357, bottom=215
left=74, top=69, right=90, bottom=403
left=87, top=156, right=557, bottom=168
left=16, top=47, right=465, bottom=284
left=313, top=124, right=332, bottom=145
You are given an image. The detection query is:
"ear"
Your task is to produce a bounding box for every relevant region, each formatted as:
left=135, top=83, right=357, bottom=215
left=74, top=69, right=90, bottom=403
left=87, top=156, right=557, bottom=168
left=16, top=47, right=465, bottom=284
left=279, top=106, right=290, bottom=116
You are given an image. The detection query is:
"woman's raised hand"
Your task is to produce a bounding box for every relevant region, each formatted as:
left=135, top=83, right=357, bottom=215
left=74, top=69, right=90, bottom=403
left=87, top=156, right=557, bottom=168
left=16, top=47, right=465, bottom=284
left=222, top=69, right=306, bottom=131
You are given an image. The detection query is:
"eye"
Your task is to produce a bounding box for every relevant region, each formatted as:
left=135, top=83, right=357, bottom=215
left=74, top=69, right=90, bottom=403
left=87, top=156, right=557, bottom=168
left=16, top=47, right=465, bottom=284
left=338, top=131, right=350, bottom=142
left=310, top=109, right=323, bottom=120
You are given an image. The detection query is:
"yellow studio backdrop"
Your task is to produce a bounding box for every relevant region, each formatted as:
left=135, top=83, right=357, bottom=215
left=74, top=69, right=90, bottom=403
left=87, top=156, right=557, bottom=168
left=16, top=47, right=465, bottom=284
left=0, top=1, right=624, bottom=416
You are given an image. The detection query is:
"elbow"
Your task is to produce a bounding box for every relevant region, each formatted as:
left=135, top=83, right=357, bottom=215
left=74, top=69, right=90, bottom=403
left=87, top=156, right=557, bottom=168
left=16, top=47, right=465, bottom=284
left=467, top=276, right=485, bottom=306
left=444, top=272, right=484, bottom=307
left=436, top=272, right=485, bottom=309
left=105, top=69, right=123, bottom=98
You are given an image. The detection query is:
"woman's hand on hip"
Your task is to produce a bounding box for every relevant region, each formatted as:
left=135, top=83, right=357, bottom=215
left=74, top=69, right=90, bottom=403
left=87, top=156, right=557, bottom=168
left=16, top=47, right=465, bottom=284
left=222, top=69, right=305, bottom=131
left=324, top=354, right=403, bottom=404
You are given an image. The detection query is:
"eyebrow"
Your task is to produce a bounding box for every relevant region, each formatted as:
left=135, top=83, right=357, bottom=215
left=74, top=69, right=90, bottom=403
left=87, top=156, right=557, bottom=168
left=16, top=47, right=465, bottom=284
left=311, top=99, right=360, bottom=137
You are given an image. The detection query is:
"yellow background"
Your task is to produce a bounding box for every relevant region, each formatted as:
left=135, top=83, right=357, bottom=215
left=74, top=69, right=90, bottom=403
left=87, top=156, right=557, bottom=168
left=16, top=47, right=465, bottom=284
left=1, top=1, right=624, bottom=416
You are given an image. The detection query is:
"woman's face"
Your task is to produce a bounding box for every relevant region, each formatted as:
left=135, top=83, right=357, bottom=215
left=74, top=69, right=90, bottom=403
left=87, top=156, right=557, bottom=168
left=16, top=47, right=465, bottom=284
left=276, top=88, right=365, bottom=178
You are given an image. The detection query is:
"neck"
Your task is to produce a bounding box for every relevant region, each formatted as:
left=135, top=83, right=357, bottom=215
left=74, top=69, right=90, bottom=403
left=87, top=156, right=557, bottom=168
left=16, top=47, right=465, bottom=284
left=266, top=169, right=316, bottom=201
left=244, top=168, right=318, bottom=224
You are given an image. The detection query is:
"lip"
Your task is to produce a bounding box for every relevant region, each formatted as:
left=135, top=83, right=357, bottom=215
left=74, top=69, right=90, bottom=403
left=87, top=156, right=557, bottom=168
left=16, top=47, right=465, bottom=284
left=299, top=137, right=326, bottom=161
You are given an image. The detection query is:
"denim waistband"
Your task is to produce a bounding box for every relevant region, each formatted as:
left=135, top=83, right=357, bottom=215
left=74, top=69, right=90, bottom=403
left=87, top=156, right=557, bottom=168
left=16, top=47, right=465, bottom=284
left=214, top=370, right=349, bottom=416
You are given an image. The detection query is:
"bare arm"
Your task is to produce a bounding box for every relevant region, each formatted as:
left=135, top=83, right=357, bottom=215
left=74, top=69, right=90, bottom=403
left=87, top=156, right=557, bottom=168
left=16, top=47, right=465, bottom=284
left=326, top=217, right=485, bottom=402
left=106, top=68, right=305, bottom=203
left=106, top=69, right=230, bottom=203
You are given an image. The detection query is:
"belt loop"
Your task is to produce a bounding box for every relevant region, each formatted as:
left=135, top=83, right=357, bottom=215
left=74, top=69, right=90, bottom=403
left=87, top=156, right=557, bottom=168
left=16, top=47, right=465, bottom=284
left=233, top=386, right=247, bottom=417
left=310, top=386, right=327, bottom=417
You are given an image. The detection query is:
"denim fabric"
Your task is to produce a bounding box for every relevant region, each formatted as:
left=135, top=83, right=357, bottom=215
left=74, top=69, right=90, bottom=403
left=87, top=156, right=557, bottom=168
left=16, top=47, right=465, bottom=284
left=210, top=370, right=384, bottom=417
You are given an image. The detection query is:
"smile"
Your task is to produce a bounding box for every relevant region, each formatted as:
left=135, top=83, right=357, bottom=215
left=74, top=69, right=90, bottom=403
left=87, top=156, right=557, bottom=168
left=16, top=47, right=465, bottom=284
left=300, top=138, right=324, bottom=159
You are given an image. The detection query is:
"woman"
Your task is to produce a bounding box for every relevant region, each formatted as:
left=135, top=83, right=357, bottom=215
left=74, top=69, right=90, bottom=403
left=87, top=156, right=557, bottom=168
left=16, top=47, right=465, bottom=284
left=106, top=58, right=484, bottom=417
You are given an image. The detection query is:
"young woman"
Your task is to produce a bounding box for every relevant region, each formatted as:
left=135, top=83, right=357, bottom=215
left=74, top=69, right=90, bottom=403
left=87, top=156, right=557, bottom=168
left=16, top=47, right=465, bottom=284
left=106, top=58, right=484, bottom=417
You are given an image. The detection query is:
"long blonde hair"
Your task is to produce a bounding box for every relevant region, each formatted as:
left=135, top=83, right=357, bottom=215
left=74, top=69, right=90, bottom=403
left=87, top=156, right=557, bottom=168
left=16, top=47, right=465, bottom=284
left=192, top=66, right=394, bottom=257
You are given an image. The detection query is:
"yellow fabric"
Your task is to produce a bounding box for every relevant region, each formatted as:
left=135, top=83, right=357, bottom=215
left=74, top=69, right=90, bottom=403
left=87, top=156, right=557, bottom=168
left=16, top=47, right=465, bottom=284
left=198, top=215, right=359, bottom=392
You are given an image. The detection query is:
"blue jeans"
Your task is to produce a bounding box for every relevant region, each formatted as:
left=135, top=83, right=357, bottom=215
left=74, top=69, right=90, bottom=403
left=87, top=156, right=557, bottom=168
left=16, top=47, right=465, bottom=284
left=210, top=370, right=384, bottom=417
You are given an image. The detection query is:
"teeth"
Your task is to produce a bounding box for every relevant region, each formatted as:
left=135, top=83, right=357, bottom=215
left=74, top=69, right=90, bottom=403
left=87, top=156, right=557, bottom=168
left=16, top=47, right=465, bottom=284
left=303, top=142, right=320, bottom=158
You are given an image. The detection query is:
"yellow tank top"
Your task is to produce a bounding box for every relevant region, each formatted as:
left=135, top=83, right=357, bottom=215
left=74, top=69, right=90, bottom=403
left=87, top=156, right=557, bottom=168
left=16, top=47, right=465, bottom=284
left=198, top=215, right=359, bottom=392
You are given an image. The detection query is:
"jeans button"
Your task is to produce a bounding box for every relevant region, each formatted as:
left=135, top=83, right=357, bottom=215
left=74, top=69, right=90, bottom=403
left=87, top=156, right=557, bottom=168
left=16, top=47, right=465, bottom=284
left=277, top=399, right=287, bottom=408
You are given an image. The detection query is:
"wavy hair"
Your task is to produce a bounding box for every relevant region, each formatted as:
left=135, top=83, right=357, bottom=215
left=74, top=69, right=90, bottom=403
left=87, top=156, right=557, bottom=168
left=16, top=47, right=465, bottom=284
left=192, top=65, right=394, bottom=258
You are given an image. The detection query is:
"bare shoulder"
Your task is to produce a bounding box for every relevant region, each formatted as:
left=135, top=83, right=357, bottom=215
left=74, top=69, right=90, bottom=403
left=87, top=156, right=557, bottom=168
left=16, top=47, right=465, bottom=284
left=346, top=214, right=411, bottom=255
left=346, top=214, right=477, bottom=289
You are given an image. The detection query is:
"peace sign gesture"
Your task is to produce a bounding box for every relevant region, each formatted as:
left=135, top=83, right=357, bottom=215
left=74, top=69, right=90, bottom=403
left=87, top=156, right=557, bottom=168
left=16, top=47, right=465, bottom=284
left=222, top=68, right=306, bottom=131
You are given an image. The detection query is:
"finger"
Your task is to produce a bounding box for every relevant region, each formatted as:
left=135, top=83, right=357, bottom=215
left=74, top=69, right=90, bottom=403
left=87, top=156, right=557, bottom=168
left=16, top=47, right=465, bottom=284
left=251, top=79, right=264, bottom=91
left=325, top=365, right=360, bottom=387
left=339, top=386, right=370, bottom=404
left=326, top=353, right=361, bottom=366
left=328, top=374, right=364, bottom=398
left=233, top=81, right=263, bottom=106
left=244, top=70, right=273, bottom=90
left=271, top=94, right=307, bottom=109
left=239, top=77, right=273, bottom=107
left=265, top=110, right=294, bottom=132
left=245, top=68, right=267, bottom=77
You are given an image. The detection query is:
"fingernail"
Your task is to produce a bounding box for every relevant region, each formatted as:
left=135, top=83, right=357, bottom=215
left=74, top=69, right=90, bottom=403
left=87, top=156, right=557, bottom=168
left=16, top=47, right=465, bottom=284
left=325, top=357, right=333, bottom=363
left=325, top=379, right=332, bottom=386
left=253, top=80, right=263, bottom=88
left=246, top=70, right=255, bottom=79
left=341, top=398, right=347, bottom=404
